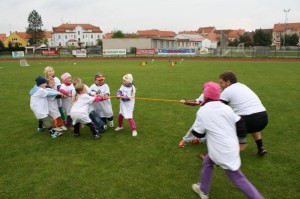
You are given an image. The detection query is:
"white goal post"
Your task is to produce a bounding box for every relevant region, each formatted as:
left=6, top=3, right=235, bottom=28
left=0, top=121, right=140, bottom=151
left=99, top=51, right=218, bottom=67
left=20, top=59, right=30, bottom=67
left=237, top=43, right=244, bottom=52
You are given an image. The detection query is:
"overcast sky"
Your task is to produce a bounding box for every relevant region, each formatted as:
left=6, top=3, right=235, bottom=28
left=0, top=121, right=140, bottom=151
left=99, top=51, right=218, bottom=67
left=1, top=0, right=299, bottom=35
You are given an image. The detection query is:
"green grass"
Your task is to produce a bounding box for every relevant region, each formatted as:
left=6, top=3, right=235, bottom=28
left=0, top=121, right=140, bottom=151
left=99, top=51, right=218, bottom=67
left=0, top=59, right=299, bottom=199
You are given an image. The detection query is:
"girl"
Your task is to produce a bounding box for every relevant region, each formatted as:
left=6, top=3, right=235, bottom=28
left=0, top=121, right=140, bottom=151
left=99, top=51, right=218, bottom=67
left=59, top=72, right=75, bottom=129
left=70, top=83, right=109, bottom=139
left=115, top=74, right=137, bottom=137
left=90, top=73, right=114, bottom=129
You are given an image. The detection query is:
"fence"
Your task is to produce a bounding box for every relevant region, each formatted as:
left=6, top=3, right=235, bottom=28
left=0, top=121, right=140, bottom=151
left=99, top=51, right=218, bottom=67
left=0, top=46, right=299, bottom=59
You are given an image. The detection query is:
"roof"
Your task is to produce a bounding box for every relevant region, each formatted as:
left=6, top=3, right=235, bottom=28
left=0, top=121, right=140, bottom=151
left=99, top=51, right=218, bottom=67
left=178, top=30, right=198, bottom=34
left=214, top=29, right=232, bottom=35
left=137, top=29, right=176, bottom=38
left=206, top=33, right=219, bottom=41
left=228, top=29, right=245, bottom=38
left=15, top=32, right=29, bottom=39
left=44, top=31, right=52, bottom=39
left=0, top=33, right=6, bottom=41
left=197, top=26, right=215, bottom=34
left=53, top=23, right=102, bottom=33
left=273, top=23, right=300, bottom=32
left=103, top=33, right=113, bottom=39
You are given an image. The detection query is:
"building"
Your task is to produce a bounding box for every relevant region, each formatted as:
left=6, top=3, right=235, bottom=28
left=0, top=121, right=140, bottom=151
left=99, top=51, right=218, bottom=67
left=50, top=23, right=103, bottom=47
left=0, top=33, right=7, bottom=42
left=272, top=22, right=300, bottom=49
left=137, top=29, right=176, bottom=38
left=3, top=32, right=29, bottom=47
left=197, top=26, right=216, bottom=36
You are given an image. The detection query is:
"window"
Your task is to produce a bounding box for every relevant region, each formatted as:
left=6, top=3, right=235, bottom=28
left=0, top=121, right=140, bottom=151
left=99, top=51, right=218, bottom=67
left=65, top=35, right=67, bottom=39
left=160, top=41, right=163, bottom=48
left=91, top=35, right=93, bottom=39
left=78, top=31, right=80, bottom=35
left=58, top=35, right=61, bottom=39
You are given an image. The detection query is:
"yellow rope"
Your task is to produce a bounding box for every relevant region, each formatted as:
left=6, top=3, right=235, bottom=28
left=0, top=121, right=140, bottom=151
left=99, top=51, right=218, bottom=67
left=110, top=96, right=180, bottom=103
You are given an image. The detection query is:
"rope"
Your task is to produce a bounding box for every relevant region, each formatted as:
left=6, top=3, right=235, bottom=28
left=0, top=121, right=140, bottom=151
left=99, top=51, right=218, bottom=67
left=110, top=96, right=180, bottom=103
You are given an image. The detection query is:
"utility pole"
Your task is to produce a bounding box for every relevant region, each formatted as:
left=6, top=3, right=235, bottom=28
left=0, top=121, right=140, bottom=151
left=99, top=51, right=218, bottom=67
left=282, top=9, right=290, bottom=48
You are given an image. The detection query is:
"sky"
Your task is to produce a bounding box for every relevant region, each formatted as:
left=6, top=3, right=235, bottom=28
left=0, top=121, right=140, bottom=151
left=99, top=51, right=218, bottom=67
left=1, top=0, right=300, bottom=35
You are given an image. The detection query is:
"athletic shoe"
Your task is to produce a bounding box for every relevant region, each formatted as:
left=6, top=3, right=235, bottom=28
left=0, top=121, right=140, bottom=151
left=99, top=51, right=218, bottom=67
left=178, top=140, right=187, bottom=148
left=192, top=138, right=200, bottom=144
left=37, top=128, right=44, bottom=133
left=50, top=131, right=60, bottom=138
left=53, top=127, right=63, bottom=132
left=192, top=183, right=209, bottom=199
left=56, top=131, right=63, bottom=136
left=98, top=126, right=106, bottom=133
left=258, top=147, right=267, bottom=157
left=132, top=130, right=137, bottom=137
left=115, top=126, right=123, bottom=131
left=60, top=126, right=68, bottom=131
left=103, top=125, right=107, bottom=130
left=94, top=133, right=101, bottom=140
left=109, top=121, right=114, bottom=127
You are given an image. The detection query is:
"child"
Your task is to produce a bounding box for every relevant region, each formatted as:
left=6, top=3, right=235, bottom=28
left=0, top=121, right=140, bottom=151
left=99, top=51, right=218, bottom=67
left=178, top=94, right=206, bottom=147
left=44, top=66, right=66, bottom=124
left=191, top=82, right=263, bottom=199
left=115, top=74, right=137, bottom=137
left=70, top=83, right=109, bottom=139
left=30, top=76, right=62, bottom=138
left=46, top=77, right=67, bottom=131
left=73, top=77, right=106, bottom=133
left=59, top=72, right=75, bottom=129
left=90, top=73, right=114, bottom=129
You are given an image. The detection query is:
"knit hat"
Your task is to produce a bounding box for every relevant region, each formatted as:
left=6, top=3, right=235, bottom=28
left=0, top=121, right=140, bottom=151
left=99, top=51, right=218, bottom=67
left=61, top=72, right=71, bottom=82
left=123, top=74, right=133, bottom=83
left=203, top=82, right=220, bottom=101
left=95, top=73, right=105, bottom=80
left=35, top=76, right=47, bottom=86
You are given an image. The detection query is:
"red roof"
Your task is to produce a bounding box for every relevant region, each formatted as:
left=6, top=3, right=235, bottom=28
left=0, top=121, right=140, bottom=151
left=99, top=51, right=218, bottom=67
left=228, top=29, right=245, bottom=38
left=197, top=26, right=215, bottom=34
left=44, top=31, right=52, bottom=39
left=53, top=24, right=102, bottom=33
left=206, top=33, right=219, bottom=41
left=15, top=32, right=29, bottom=39
left=137, top=29, right=176, bottom=38
left=103, top=33, right=113, bottom=39
left=273, top=23, right=300, bottom=32
left=178, top=31, right=198, bottom=34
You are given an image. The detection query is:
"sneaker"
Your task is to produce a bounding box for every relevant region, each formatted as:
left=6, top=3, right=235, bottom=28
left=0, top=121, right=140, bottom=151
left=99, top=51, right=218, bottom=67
left=192, top=183, right=209, bottom=199
left=50, top=131, right=60, bottom=138
left=94, top=133, right=101, bottom=140
left=53, top=127, right=63, bottom=132
left=178, top=140, right=187, bottom=148
left=132, top=130, right=137, bottom=137
left=60, top=126, right=68, bottom=131
left=37, top=128, right=44, bottom=133
left=109, top=121, right=114, bottom=127
left=103, top=125, right=107, bottom=130
left=258, top=146, right=267, bottom=157
left=98, top=126, right=106, bottom=133
left=115, top=126, right=123, bottom=131
left=56, top=131, right=63, bottom=136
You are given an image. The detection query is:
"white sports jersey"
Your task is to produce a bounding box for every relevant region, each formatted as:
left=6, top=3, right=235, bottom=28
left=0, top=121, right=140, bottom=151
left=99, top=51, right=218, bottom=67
left=90, top=83, right=113, bottom=117
left=53, top=76, right=61, bottom=91
left=60, top=83, right=75, bottom=115
left=46, top=88, right=60, bottom=119
left=220, top=83, right=266, bottom=115
left=192, top=101, right=241, bottom=171
left=30, top=88, right=49, bottom=119
left=70, top=93, right=95, bottom=125
left=118, top=84, right=136, bottom=118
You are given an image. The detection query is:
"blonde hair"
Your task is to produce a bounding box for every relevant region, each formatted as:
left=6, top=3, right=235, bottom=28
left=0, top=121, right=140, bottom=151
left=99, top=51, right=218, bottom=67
left=72, top=77, right=82, bottom=86
left=44, top=66, right=54, bottom=78
left=73, top=83, right=85, bottom=104
left=46, top=77, right=55, bottom=85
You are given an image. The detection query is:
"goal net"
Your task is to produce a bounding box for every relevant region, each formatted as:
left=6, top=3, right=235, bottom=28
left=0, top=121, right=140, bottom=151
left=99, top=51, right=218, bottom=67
left=237, top=43, right=244, bottom=52
left=20, top=59, right=30, bottom=67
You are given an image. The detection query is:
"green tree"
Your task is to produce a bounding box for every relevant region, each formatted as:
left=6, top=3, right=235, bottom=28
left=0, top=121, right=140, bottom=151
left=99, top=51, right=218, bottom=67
left=0, top=40, right=4, bottom=51
left=239, top=35, right=253, bottom=47
left=8, top=41, right=13, bottom=51
left=26, top=10, right=45, bottom=45
left=96, top=39, right=102, bottom=47
left=253, top=29, right=272, bottom=46
left=228, top=39, right=239, bottom=46
left=112, top=30, right=125, bottom=38
left=289, top=33, right=299, bottom=46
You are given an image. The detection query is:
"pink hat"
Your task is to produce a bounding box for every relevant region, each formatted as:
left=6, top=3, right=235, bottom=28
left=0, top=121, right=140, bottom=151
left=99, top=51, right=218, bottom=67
left=203, top=82, right=220, bottom=101
left=61, top=73, right=71, bottom=82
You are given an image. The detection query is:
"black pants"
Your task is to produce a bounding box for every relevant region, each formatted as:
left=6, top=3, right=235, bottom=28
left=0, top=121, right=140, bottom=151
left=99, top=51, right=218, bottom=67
left=74, top=122, right=98, bottom=136
left=241, top=111, right=268, bottom=133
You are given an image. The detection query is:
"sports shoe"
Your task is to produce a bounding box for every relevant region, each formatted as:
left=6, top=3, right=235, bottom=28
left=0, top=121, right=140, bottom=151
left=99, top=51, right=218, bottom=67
left=109, top=121, right=114, bottom=127
left=56, top=131, right=63, bottom=136
left=37, top=128, right=44, bottom=133
left=50, top=131, right=60, bottom=138
left=132, top=130, right=137, bottom=137
left=103, top=125, right=107, bottom=130
left=115, top=126, right=123, bottom=131
left=60, top=126, right=68, bottom=131
left=53, top=127, right=63, bottom=132
left=258, top=146, right=267, bottom=157
left=178, top=140, right=187, bottom=148
left=94, top=133, right=101, bottom=140
left=192, top=183, right=209, bottom=199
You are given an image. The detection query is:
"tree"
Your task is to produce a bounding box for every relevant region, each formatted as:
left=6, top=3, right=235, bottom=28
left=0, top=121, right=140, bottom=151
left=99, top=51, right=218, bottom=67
left=112, top=30, right=125, bottom=38
left=239, top=35, right=253, bottom=47
left=289, top=34, right=299, bottom=46
left=253, top=29, right=272, bottom=46
left=96, top=39, right=102, bottom=47
left=26, top=10, right=45, bottom=45
left=0, top=40, right=4, bottom=51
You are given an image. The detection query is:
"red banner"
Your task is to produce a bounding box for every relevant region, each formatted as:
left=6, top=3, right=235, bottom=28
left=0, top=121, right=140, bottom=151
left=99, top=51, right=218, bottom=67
left=41, top=50, right=59, bottom=56
left=136, top=48, right=156, bottom=55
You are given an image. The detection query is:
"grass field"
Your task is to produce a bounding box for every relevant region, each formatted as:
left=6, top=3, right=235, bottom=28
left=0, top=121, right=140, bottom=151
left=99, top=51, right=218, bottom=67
left=0, top=58, right=299, bottom=199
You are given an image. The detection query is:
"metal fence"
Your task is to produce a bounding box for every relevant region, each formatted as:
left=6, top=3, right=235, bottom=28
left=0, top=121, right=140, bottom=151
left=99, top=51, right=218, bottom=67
left=0, top=46, right=299, bottom=59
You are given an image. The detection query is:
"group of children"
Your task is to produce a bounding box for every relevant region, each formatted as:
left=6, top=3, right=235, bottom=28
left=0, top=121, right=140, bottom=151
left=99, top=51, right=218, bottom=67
left=29, top=66, right=138, bottom=139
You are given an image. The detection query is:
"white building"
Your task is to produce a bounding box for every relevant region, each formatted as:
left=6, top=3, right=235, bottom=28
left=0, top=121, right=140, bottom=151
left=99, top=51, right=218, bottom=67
left=50, top=24, right=103, bottom=47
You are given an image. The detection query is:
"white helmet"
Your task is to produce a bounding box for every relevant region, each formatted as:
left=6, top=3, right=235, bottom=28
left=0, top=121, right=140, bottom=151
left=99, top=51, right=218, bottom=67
left=123, top=74, right=133, bottom=83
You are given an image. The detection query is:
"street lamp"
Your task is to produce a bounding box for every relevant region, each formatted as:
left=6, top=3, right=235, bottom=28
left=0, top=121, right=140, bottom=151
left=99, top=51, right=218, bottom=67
left=282, top=9, right=290, bottom=48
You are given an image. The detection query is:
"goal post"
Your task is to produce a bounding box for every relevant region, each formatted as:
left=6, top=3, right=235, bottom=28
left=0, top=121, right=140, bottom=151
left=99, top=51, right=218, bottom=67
left=20, top=59, right=30, bottom=67
left=237, top=43, right=244, bottom=52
